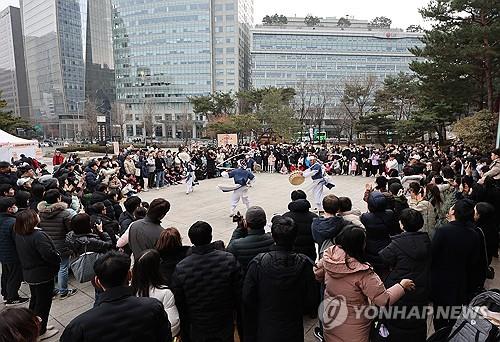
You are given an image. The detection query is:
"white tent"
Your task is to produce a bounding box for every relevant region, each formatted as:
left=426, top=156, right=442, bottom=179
left=0, top=129, right=40, bottom=162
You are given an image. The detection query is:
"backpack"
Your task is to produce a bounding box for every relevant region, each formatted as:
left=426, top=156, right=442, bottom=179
left=446, top=291, right=500, bottom=342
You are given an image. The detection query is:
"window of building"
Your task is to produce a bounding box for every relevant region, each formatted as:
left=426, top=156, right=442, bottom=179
left=226, top=25, right=235, bottom=32
left=216, top=26, right=223, bottom=33
left=155, top=115, right=163, bottom=121
left=226, top=47, right=235, bottom=53
left=226, top=15, right=234, bottom=21
left=136, top=125, right=143, bottom=136
left=155, top=126, right=163, bottom=137
left=225, top=3, right=235, bottom=10
left=126, top=124, right=134, bottom=136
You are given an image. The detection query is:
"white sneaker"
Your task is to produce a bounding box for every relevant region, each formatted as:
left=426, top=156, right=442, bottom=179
left=39, top=329, right=59, bottom=340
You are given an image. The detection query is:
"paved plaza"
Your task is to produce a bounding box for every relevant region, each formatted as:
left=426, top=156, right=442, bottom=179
left=1, top=173, right=499, bottom=341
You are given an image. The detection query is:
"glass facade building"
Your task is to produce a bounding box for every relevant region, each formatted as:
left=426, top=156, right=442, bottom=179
left=0, top=6, right=29, bottom=120
left=20, top=0, right=114, bottom=139
left=251, top=17, right=424, bottom=136
left=112, top=0, right=253, bottom=141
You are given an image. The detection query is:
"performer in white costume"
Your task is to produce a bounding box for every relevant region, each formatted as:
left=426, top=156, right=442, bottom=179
left=301, top=155, right=335, bottom=211
left=185, top=159, right=196, bottom=195
left=219, top=160, right=255, bottom=216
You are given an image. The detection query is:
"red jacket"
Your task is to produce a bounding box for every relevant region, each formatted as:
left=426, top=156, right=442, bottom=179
left=52, top=154, right=64, bottom=166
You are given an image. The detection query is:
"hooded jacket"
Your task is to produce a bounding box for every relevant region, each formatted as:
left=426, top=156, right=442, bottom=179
left=84, top=166, right=99, bottom=193
left=378, top=231, right=431, bottom=341
left=243, top=246, right=317, bottom=342
left=311, top=215, right=347, bottom=252
left=37, top=201, right=74, bottom=257
left=314, top=246, right=405, bottom=342
left=360, top=192, right=399, bottom=274
left=409, top=198, right=437, bottom=238
left=283, top=199, right=318, bottom=260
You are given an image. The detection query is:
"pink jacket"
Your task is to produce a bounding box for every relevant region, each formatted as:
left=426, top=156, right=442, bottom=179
left=314, top=246, right=405, bottom=342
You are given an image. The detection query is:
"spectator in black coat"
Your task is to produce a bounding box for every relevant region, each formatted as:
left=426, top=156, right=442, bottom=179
left=379, top=208, right=431, bottom=342
left=226, top=206, right=274, bottom=272
left=118, top=196, right=142, bottom=235
left=431, top=199, right=484, bottom=330
left=90, top=202, right=119, bottom=247
left=0, top=161, right=18, bottom=188
left=108, top=189, right=123, bottom=222
left=360, top=191, right=399, bottom=277
left=14, top=209, right=61, bottom=340
left=474, top=202, right=499, bottom=265
left=283, top=190, right=318, bottom=260
left=66, top=213, right=113, bottom=255
left=89, top=184, right=116, bottom=221
left=61, top=251, right=171, bottom=342
left=84, top=161, right=99, bottom=193
left=171, top=221, right=241, bottom=342
left=0, top=197, right=28, bottom=305
left=243, top=215, right=317, bottom=342
left=155, top=227, right=189, bottom=287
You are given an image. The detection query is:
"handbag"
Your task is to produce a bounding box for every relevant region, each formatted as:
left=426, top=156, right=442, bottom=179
left=70, top=242, right=100, bottom=283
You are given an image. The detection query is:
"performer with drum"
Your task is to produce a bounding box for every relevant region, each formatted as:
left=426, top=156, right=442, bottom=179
left=301, top=155, right=334, bottom=211
left=219, top=159, right=256, bottom=217
left=185, top=158, right=196, bottom=195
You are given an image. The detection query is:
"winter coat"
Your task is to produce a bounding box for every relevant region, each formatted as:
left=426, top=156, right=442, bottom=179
left=379, top=231, right=432, bottom=341
left=84, top=167, right=99, bottom=193
left=0, top=172, right=18, bottom=187
left=61, top=286, right=172, bottom=342
left=339, top=209, right=365, bottom=229
left=118, top=211, right=134, bottom=236
left=15, top=228, right=61, bottom=284
left=311, top=215, right=347, bottom=252
left=0, top=212, right=17, bottom=263
left=37, top=201, right=74, bottom=257
left=243, top=246, right=317, bottom=342
left=124, top=159, right=137, bottom=176
left=158, top=246, right=190, bottom=287
left=393, top=195, right=409, bottom=221
left=226, top=228, right=274, bottom=272
left=145, top=286, right=180, bottom=337
left=128, top=217, right=164, bottom=259
left=431, top=221, right=484, bottom=306
left=90, top=214, right=119, bottom=247
left=314, top=245, right=405, bottom=342
left=283, top=199, right=318, bottom=260
left=314, top=246, right=404, bottom=342
left=409, top=198, right=437, bottom=238
left=171, top=244, right=241, bottom=341
left=65, top=231, right=113, bottom=256
left=89, top=191, right=116, bottom=221
left=483, top=158, right=500, bottom=181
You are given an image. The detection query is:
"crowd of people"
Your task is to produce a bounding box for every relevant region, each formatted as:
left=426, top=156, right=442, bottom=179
left=0, top=141, right=499, bottom=341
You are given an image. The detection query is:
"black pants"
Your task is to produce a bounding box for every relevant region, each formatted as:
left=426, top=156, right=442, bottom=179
left=29, top=280, right=54, bottom=335
left=148, top=173, right=155, bottom=188
left=1, top=262, right=23, bottom=301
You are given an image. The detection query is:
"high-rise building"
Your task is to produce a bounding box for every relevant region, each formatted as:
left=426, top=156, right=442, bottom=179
left=251, top=16, right=424, bottom=136
left=112, top=0, right=253, bottom=141
left=20, top=0, right=114, bottom=139
left=0, top=6, right=29, bottom=120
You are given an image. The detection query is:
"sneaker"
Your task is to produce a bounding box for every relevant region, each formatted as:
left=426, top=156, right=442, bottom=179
left=39, top=329, right=59, bottom=340
left=155, top=187, right=160, bottom=190
left=59, top=288, right=78, bottom=300
left=313, top=327, right=324, bottom=342
left=142, top=188, right=149, bottom=192
left=5, top=297, right=29, bottom=306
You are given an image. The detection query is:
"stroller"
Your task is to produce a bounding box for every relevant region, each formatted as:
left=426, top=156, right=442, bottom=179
left=427, top=290, right=500, bottom=342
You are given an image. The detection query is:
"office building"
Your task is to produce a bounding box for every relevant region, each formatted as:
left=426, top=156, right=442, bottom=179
left=251, top=16, right=424, bottom=136
left=0, top=6, right=29, bottom=120
left=112, top=0, right=253, bottom=141
left=20, top=0, right=114, bottom=139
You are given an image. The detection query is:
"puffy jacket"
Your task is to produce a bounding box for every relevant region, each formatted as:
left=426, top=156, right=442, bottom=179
left=61, top=286, right=172, bottom=342
left=226, top=228, right=274, bottom=272
left=243, top=246, right=317, bottom=342
left=0, top=212, right=17, bottom=263
left=158, top=246, right=190, bottom=287
left=282, top=199, right=318, bottom=260
left=171, top=244, right=241, bottom=341
left=0, top=172, right=18, bottom=187
left=37, top=201, right=74, bottom=257
left=124, top=159, right=137, bottom=176
left=15, top=228, right=61, bottom=284
left=66, top=231, right=113, bottom=256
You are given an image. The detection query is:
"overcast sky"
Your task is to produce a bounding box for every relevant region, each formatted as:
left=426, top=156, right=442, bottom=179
left=1, top=0, right=429, bottom=29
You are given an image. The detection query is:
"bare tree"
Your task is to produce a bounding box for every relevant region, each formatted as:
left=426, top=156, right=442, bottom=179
left=110, top=103, right=126, bottom=142
left=293, top=79, right=314, bottom=138
left=178, top=109, right=194, bottom=145
left=84, top=98, right=100, bottom=143
left=143, top=99, right=156, bottom=144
